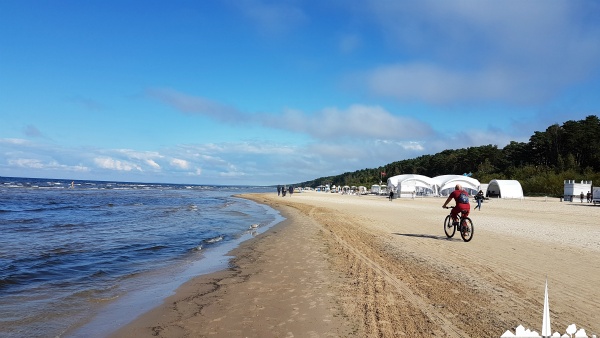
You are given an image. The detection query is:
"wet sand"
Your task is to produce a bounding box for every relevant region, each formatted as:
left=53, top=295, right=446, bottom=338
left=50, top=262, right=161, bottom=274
left=111, top=192, right=600, bottom=337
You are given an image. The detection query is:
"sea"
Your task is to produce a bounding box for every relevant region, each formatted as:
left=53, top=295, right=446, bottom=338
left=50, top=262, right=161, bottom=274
left=0, top=176, right=283, bottom=338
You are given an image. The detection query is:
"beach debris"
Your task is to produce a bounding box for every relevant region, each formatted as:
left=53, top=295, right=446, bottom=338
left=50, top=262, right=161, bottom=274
left=249, top=223, right=259, bottom=230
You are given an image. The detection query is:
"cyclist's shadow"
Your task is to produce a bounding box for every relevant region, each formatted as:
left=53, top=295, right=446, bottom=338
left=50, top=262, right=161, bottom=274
left=393, top=233, right=463, bottom=241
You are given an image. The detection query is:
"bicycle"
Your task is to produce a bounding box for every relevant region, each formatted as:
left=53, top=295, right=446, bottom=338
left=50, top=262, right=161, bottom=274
left=443, top=206, right=474, bottom=242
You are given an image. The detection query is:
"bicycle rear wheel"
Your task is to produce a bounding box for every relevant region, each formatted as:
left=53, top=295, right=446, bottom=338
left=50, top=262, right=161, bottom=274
left=444, top=215, right=455, bottom=238
left=460, top=217, right=474, bottom=242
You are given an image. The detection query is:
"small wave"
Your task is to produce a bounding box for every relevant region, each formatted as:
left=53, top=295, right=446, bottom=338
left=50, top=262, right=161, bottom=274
left=26, top=205, right=77, bottom=213
left=134, top=245, right=168, bottom=252
left=0, top=276, right=20, bottom=289
left=226, top=210, right=249, bottom=217
left=46, top=247, right=74, bottom=256
left=248, top=223, right=260, bottom=230
left=91, top=270, right=108, bottom=277
left=52, top=223, right=85, bottom=229
left=204, top=235, right=223, bottom=244
left=187, top=204, right=198, bottom=211
left=90, top=294, right=120, bottom=303
left=12, top=218, right=43, bottom=225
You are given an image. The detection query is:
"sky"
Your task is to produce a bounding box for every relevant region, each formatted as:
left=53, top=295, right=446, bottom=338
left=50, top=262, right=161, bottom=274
left=1, top=0, right=600, bottom=186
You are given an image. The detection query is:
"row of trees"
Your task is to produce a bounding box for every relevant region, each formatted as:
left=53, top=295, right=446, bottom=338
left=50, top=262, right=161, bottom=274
left=296, top=115, right=600, bottom=197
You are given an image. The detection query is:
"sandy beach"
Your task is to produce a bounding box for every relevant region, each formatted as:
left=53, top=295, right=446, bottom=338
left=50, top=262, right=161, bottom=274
left=111, top=192, right=600, bottom=337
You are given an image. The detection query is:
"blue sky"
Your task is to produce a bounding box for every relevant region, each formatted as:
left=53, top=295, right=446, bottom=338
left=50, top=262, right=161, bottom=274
left=1, top=1, right=600, bottom=186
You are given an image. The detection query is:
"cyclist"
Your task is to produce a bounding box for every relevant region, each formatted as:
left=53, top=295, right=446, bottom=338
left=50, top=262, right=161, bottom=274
left=442, top=184, right=470, bottom=225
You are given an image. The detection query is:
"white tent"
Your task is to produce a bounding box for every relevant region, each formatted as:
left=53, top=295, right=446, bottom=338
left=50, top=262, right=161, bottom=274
left=387, top=174, right=437, bottom=198
left=433, top=175, right=481, bottom=196
left=486, top=179, right=524, bottom=199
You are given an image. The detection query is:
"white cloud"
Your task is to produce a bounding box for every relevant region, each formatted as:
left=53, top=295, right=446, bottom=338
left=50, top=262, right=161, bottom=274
left=170, top=158, right=190, bottom=170
left=9, top=158, right=45, bottom=169
left=8, top=158, right=89, bottom=172
left=361, top=0, right=600, bottom=105
left=145, top=159, right=161, bottom=169
left=219, top=164, right=245, bottom=177
left=367, top=63, right=521, bottom=104
left=194, top=142, right=295, bottom=156
left=94, top=157, right=142, bottom=171
left=147, top=89, right=434, bottom=141
left=264, top=104, right=434, bottom=140
left=147, top=88, right=245, bottom=123
left=113, top=149, right=163, bottom=170
left=1, top=138, right=30, bottom=145
left=230, top=0, right=308, bottom=36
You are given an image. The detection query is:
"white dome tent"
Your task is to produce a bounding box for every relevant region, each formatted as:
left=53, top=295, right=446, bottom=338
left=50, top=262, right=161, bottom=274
left=433, top=175, right=481, bottom=196
left=486, top=179, right=524, bottom=199
left=387, top=174, right=437, bottom=198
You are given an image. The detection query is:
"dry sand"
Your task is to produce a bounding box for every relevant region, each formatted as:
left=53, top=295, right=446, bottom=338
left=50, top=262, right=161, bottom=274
left=111, top=193, right=600, bottom=337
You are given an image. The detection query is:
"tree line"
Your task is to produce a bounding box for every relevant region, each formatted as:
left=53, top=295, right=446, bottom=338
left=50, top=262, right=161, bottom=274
left=296, top=115, right=600, bottom=197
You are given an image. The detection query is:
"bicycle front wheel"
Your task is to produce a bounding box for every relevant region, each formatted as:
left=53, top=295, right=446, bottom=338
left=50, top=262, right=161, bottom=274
left=460, top=217, right=474, bottom=242
left=444, top=215, right=455, bottom=238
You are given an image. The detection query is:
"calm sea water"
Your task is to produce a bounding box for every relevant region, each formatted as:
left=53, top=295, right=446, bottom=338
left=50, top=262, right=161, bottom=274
left=0, top=177, right=281, bottom=338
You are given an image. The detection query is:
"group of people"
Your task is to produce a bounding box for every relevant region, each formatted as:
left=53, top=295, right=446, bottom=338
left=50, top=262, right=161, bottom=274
left=277, top=185, right=294, bottom=197
left=580, top=191, right=593, bottom=203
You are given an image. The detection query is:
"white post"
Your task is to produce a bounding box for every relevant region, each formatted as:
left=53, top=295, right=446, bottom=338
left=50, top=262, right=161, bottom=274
left=542, top=278, right=551, bottom=337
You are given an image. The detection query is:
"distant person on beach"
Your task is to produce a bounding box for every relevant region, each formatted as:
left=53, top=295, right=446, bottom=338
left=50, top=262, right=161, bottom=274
left=580, top=191, right=584, bottom=203
left=289, top=186, right=293, bottom=196
left=277, top=185, right=281, bottom=196
left=474, top=190, right=484, bottom=210
left=389, top=190, right=394, bottom=201
left=442, top=184, right=470, bottom=225
left=587, top=191, right=591, bottom=203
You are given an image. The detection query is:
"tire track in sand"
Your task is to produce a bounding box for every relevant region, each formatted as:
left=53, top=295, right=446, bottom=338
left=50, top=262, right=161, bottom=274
left=305, top=204, right=470, bottom=337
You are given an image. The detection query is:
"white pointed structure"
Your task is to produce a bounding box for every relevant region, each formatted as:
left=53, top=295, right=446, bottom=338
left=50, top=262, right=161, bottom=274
left=542, top=278, right=551, bottom=337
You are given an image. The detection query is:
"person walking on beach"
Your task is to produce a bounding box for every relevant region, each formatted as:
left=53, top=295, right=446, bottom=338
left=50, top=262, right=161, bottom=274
left=442, top=184, right=470, bottom=225
left=580, top=191, right=584, bottom=203
left=277, top=185, right=281, bottom=196
left=474, top=190, right=484, bottom=210
left=389, top=190, right=394, bottom=201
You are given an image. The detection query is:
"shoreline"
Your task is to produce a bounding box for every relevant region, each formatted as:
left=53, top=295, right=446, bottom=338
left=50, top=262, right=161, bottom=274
left=66, top=194, right=283, bottom=338
left=110, top=192, right=600, bottom=337
left=109, top=194, right=354, bottom=337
